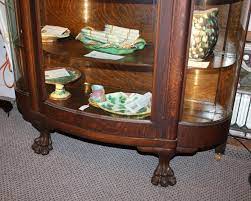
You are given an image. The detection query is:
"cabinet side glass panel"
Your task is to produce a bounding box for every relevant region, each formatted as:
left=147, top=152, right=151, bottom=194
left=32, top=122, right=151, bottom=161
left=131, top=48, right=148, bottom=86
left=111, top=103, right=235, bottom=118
left=38, top=0, right=156, bottom=120
left=182, top=0, right=250, bottom=123
left=5, top=0, right=27, bottom=92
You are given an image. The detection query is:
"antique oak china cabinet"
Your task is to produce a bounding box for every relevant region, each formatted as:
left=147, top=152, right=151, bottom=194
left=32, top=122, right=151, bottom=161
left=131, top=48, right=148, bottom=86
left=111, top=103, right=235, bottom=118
left=6, top=0, right=250, bottom=187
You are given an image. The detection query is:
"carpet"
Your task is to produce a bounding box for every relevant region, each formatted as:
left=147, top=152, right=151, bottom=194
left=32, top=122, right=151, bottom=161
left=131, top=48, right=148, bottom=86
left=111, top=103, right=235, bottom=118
left=0, top=107, right=250, bottom=201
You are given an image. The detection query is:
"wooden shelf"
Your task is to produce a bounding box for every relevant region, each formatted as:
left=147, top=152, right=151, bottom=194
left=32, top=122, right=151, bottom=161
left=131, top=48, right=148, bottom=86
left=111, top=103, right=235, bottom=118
left=188, top=52, right=236, bottom=71
left=182, top=100, right=228, bottom=123
left=194, top=0, right=241, bottom=6
left=45, top=80, right=229, bottom=124
left=42, top=39, right=154, bottom=71
left=45, top=80, right=151, bottom=121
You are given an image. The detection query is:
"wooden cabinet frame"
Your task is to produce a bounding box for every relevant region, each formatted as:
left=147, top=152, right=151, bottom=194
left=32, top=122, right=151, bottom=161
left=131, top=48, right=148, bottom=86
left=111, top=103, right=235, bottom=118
left=10, top=0, right=250, bottom=187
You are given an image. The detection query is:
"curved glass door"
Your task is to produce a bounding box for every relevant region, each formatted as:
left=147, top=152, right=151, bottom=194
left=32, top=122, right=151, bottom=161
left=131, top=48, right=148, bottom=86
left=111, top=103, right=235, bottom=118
left=37, top=0, right=156, bottom=120
left=182, top=0, right=250, bottom=123
left=5, top=0, right=27, bottom=92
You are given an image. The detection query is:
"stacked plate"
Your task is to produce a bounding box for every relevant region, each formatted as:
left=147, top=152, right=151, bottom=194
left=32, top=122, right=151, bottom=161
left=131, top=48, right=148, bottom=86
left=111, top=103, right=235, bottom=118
left=41, top=25, right=70, bottom=42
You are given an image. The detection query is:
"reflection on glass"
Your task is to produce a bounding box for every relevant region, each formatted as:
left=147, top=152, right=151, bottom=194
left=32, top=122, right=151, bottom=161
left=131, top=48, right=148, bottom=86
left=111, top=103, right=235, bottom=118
left=38, top=0, right=156, bottom=120
left=5, top=0, right=27, bottom=91
left=182, top=0, right=250, bottom=123
left=83, top=0, right=89, bottom=23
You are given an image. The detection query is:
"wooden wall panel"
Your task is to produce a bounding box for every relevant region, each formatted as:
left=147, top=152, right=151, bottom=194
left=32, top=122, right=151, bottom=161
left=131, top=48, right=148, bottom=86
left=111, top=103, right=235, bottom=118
left=43, top=55, right=152, bottom=92
left=41, top=0, right=156, bottom=43
left=184, top=69, right=219, bottom=103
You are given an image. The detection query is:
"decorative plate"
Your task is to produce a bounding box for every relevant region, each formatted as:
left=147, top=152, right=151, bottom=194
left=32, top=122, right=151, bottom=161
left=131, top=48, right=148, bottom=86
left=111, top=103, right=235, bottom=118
left=42, top=28, right=70, bottom=43
left=82, top=38, right=146, bottom=55
left=42, top=33, right=70, bottom=43
left=88, top=98, right=100, bottom=108
left=89, top=92, right=151, bottom=116
left=76, top=25, right=146, bottom=55
left=45, top=67, right=81, bottom=85
left=45, top=67, right=81, bottom=100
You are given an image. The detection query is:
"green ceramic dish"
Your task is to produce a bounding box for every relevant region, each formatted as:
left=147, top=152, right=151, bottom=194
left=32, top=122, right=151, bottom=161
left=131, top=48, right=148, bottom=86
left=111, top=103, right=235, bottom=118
left=79, top=37, right=146, bottom=55
left=45, top=67, right=81, bottom=100
left=45, top=67, right=81, bottom=85
left=89, top=92, right=151, bottom=116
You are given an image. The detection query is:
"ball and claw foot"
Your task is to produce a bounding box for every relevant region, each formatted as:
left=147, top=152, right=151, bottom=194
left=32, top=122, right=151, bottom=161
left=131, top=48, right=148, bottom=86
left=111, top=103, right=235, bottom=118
left=151, top=160, right=177, bottom=187
left=31, top=132, right=52, bottom=155
left=215, top=143, right=226, bottom=161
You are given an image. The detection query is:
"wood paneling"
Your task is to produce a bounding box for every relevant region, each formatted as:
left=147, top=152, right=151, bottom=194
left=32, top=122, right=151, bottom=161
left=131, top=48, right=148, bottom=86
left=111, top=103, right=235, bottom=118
left=184, top=70, right=219, bottom=103
left=41, top=0, right=157, bottom=43
left=43, top=50, right=153, bottom=92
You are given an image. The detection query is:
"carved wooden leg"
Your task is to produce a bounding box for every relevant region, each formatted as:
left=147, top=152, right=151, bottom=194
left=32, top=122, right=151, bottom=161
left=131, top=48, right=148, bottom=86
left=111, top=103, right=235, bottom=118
left=215, top=142, right=226, bottom=161
left=31, top=130, right=53, bottom=155
left=151, top=152, right=176, bottom=187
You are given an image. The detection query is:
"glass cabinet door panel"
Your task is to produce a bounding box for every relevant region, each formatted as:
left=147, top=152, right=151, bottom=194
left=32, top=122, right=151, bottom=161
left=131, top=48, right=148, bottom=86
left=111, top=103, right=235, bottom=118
left=5, top=0, right=27, bottom=92
left=182, top=0, right=250, bottom=123
left=38, top=0, right=156, bottom=120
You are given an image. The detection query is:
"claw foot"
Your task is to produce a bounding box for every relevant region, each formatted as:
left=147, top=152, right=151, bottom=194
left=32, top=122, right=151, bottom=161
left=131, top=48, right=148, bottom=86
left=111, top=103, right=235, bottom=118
left=151, top=164, right=176, bottom=187
left=151, top=152, right=176, bottom=187
left=31, top=131, right=52, bottom=155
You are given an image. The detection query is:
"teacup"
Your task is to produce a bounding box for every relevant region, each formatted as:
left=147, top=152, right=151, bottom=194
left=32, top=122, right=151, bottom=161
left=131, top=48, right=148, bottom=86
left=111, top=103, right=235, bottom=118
left=90, top=84, right=106, bottom=103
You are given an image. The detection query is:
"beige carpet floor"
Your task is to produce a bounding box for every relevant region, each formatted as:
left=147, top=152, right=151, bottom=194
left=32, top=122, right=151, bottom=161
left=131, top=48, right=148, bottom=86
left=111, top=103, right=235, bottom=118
left=0, top=107, right=250, bottom=201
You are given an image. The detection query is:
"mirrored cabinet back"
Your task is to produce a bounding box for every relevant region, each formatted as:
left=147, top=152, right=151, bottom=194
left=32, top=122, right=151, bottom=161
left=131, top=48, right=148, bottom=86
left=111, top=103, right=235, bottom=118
left=6, top=0, right=250, bottom=187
